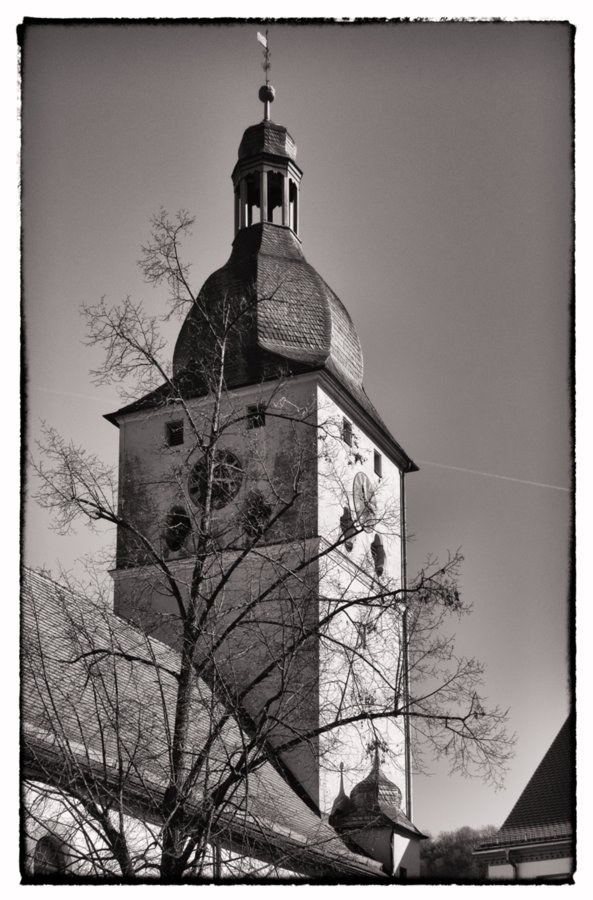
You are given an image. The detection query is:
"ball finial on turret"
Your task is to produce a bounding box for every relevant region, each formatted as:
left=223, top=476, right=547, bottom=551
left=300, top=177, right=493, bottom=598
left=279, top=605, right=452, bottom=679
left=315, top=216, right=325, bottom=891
left=259, top=83, right=275, bottom=104
left=259, top=83, right=275, bottom=121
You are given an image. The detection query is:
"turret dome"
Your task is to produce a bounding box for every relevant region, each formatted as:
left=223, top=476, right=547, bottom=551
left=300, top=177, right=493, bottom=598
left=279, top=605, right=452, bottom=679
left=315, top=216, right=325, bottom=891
left=238, top=120, right=297, bottom=162
left=350, top=750, right=403, bottom=816
left=173, top=97, right=364, bottom=393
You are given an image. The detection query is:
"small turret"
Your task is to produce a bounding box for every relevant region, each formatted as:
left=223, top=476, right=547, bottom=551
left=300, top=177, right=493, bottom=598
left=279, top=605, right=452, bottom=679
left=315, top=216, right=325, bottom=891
left=329, top=750, right=426, bottom=877
left=330, top=763, right=353, bottom=818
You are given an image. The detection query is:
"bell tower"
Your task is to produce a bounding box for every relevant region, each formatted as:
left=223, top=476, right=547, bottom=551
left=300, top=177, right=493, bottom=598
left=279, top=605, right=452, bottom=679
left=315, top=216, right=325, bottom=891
left=107, top=73, right=419, bottom=841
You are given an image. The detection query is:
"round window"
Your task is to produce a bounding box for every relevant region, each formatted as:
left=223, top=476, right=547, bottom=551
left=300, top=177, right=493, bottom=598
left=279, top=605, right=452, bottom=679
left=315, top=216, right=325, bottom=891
left=188, top=451, right=243, bottom=510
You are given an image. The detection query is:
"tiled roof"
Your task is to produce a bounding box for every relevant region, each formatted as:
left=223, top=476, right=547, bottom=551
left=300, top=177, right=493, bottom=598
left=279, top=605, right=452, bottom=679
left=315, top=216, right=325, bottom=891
left=501, top=718, right=574, bottom=834
left=21, top=568, right=384, bottom=878
left=477, top=718, right=574, bottom=852
left=479, top=822, right=573, bottom=848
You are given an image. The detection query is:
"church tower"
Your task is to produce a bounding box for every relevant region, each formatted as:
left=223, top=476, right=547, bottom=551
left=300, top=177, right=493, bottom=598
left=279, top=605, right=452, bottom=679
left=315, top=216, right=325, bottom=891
left=107, top=74, right=419, bottom=849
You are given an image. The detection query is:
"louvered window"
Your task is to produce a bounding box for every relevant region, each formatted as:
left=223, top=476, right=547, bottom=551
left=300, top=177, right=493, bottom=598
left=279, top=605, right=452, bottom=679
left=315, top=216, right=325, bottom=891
left=166, top=421, right=184, bottom=447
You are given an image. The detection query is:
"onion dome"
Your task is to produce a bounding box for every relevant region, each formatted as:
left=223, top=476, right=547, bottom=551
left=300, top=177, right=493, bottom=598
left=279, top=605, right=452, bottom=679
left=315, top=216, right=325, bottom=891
left=350, top=748, right=403, bottom=818
left=329, top=751, right=427, bottom=843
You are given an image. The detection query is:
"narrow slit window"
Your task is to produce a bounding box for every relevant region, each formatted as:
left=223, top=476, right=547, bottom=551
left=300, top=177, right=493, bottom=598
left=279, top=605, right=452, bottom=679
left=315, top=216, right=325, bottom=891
left=374, top=450, right=382, bottom=477
left=247, top=403, right=266, bottom=429
left=371, top=534, right=386, bottom=576
left=342, top=418, right=353, bottom=446
left=166, top=420, right=184, bottom=447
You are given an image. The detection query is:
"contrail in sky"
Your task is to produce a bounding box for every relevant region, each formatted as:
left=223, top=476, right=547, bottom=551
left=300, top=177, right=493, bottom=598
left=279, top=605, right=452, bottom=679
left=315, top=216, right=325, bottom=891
left=30, top=386, right=570, bottom=493
left=418, top=459, right=570, bottom=492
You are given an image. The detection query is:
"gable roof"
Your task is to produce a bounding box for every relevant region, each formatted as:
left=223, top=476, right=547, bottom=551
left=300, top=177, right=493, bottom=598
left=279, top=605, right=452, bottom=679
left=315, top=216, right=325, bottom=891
left=496, top=717, right=574, bottom=844
left=477, top=717, right=574, bottom=851
left=21, top=568, right=384, bottom=879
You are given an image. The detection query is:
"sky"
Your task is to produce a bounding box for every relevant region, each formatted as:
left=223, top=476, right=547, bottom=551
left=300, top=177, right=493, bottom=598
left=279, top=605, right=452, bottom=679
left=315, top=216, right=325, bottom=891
left=20, top=18, right=574, bottom=838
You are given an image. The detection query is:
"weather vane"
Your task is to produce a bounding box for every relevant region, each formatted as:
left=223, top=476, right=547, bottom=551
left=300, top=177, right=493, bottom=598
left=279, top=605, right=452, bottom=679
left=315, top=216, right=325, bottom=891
left=257, top=31, right=275, bottom=121
left=257, top=30, right=271, bottom=84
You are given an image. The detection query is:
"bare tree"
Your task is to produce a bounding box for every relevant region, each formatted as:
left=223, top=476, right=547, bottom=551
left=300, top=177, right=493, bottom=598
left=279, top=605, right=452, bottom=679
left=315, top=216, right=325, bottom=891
left=24, top=210, right=514, bottom=880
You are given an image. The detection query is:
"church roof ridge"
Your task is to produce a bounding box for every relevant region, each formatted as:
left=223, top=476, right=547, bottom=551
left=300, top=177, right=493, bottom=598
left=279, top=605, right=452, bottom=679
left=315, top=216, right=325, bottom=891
left=22, top=567, right=385, bottom=878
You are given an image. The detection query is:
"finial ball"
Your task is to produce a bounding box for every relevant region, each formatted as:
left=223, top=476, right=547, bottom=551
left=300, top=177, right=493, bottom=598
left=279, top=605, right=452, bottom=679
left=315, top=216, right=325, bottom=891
left=259, top=84, right=276, bottom=104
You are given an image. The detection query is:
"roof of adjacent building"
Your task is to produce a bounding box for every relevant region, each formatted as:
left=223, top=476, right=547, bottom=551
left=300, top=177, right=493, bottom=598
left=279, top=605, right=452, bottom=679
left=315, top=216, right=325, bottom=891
left=476, top=717, right=574, bottom=852
left=329, top=750, right=427, bottom=841
left=22, top=568, right=385, bottom=879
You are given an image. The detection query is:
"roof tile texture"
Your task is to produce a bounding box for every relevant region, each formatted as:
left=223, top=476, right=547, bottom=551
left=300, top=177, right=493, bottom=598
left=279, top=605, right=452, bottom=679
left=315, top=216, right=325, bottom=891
left=22, top=569, right=383, bottom=877
left=500, top=717, right=574, bottom=835
left=238, top=121, right=297, bottom=162
left=173, top=223, right=364, bottom=389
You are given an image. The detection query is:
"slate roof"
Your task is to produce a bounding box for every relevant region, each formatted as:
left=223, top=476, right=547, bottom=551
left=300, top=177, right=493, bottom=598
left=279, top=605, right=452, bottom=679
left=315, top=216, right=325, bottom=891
left=477, top=718, right=574, bottom=850
left=237, top=120, right=298, bottom=163
left=502, top=718, right=573, bottom=832
left=21, top=568, right=384, bottom=879
left=172, top=223, right=365, bottom=390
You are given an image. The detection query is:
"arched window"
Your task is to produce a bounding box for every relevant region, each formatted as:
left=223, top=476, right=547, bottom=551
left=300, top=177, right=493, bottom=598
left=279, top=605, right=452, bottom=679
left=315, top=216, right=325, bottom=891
left=33, top=834, right=67, bottom=875
left=289, top=179, right=298, bottom=234
left=267, top=171, right=284, bottom=223
left=245, top=173, right=261, bottom=225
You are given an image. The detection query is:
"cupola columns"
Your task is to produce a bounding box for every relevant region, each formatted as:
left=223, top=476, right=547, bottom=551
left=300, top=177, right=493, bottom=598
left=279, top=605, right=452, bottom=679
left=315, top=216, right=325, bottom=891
left=231, top=85, right=302, bottom=238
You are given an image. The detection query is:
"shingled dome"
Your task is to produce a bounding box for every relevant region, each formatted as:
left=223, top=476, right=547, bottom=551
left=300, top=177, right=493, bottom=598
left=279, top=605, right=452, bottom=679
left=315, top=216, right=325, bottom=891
left=173, top=102, right=363, bottom=392
left=328, top=750, right=426, bottom=841
left=238, top=120, right=297, bottom=162
left=172, top=96, right=367, bottom=392
left=172, top=223, right=364, bottom=390
left=350, top=751, right=403, bottom=817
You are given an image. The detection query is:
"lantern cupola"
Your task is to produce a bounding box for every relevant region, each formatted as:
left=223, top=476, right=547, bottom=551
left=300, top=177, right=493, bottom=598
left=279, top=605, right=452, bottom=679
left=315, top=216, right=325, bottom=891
left=231, top=84, right=302, bottom=236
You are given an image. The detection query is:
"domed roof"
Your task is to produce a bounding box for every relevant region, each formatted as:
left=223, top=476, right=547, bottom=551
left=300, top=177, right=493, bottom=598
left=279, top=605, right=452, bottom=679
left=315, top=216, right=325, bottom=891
left=174, top=99, right=362, bottom=396
left=238, top=120, right=297, bottom=162
left=172, top=222, right=364, bottom=390
left=350, top=751, right=403, bottom=816
left=328, top=750, right=423, bottom=838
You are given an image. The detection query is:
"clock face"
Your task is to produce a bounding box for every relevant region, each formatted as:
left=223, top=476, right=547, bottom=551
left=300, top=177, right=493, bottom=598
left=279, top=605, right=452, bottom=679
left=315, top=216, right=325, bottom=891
left=352, top=471, right=375, bottom=532
left=188, top=450, right=243, bottom=510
